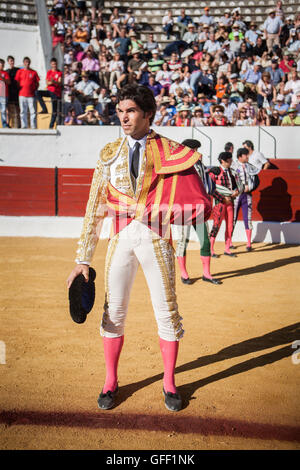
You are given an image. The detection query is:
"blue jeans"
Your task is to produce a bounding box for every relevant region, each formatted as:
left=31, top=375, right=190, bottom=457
left=0, top=96, right=8, bottom=128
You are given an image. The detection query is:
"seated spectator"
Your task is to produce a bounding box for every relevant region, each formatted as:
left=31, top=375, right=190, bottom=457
left=191, top=106, right=207, bottom=126
left=155, top=62, right=172, bottom=94
left=197, top=92, right=213, bottom=117
left=281, top=70, right=300, bottom=104
left=239, top=96, right=256, bottom=120
left=220, top=94, right=238, bottom=123
left=128, top=30, right=144, bottom=54
left=183, top=24, right=198, bottom=44
left=123, top=8, right=136, bottom=33
left=230, top=32, right=243, bottom=56
left=269, top=108, right=281, bottom=125
left=90, top=1, right=104, bottom=22
left=173, top=105, right=192, bottom=126
left=257, top=71, right=276, bottom=108
left=147, top=74, right=164, bottom=98
left=109, top=7, right=123, bottom=38
left=203, top=32, right=222, bottom=55
left=240, top=54, right=255, bottom=76
left=265, top=58, right=285, bottom=90
left=198, top=7, right=215, bottom=27
left=273, top=93, right=289, bottom=121
left=73, top=71, right=100, bottom=104
left=103, top=30, right=116, bottom=55
left=176, top=8, right=194, bottom=39
left=279, top=52, right=296, bottom=74
left=65, top=1, right=76, bottom=22
left=93, top=14, right=107, bottom=41
left=232, top=11, right=247, bottom=33
left=255, top=108, right=271, bottom=126
left=219, top=9, right=233, bottom=29
left=148, top=50, right=164, bottom=73
left=75, top=1, right=87, bottom=22
left=281, top=107, right=300, bottom=125
left=252, top=35, right=268, bottom=58
left=162, top=10, right=176, bottom=41
left=73, top=25, right=90, bottom=49
left=228, top=23, right=244, bottom=41
left=64, top=106, right=82, bottom=125
left=81, top=47, right=100, bottom=83
left=207, top=104, right=230, bottom=126
left=153, top=100, right=173, bottom=126
left=114, top=27, right=131, bottom=63
left=228, top=73, right=245, bottom=103
left=215, top=75, right=229, bottom=103
left=241, top=62, right=262, bottom=99
left=169, top=71, right=191, bottom=96
left=77, top=104, right=107, bottom=125
left=260, top=51, right=272, bottom=70
left=167, top=52, right=182, bottom=72
left=286, top=28, right=300, bottom=53
left=245, top=22, right=259, bottom=48
left=145, top=34, right=160, bottom=53
left=234, top=107, right=255, bottom=125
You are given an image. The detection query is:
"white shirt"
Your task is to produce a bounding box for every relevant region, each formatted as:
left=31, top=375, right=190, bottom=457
left=248, top=150, right=268, bottom=171
left=127, top=134, right=148, bottom=176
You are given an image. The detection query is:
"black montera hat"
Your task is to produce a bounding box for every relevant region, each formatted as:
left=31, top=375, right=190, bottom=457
left=182, top=139, right=201, bottom=149
left=68, top=267, right=96, bottom=324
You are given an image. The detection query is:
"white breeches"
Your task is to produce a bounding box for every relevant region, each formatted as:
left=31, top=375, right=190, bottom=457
left=101, top=220, right=184, bottom=341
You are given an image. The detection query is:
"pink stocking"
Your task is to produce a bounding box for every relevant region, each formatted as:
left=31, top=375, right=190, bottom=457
left=246, top=229, right=252, bottom=248
left=102, top=335, right=124, bottom=393
left=159, top=338, right=179, bottom=394
left=201, top=256, right=212, bottom=279
left=177, top=256, right=189, bottom=279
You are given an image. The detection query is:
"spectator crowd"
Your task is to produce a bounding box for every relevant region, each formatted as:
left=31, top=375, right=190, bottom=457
left=1, top=0, right=300, bottom=128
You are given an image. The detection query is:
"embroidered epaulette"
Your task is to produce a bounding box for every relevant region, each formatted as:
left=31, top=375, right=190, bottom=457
left=100, top=138, right=123, bottom=164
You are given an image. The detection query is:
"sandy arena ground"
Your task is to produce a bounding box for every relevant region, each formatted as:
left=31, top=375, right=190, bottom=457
left=0, top=236, right=299, bottom=451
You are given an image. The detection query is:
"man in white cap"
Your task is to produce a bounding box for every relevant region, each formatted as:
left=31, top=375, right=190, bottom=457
left=273, top=94, right=289, bottom=122
left=263, top=8, right=283, bottom=52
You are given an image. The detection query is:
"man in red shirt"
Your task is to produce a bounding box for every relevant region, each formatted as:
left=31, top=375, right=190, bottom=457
left=0, top=58, right=11, bottom=128
left=15, top=57, right=40, bottom=129
left=36, top=57, right=63, bottom=128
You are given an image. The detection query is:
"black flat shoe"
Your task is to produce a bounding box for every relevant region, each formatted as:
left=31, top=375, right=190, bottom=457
left=224, top=252, right=236, bottom=257
left=246, top=246, right=252, bottom=252
left=97, top=386, right=119, bottom=410
left=211, top=254, right=219, bottom=258
left=202, top=276, right=222, bottom=285
left=230, top=245, right=237, bottom=249
left=163, top=389, right=182, bottom=412
left=181, top=277, right=192, bottom=285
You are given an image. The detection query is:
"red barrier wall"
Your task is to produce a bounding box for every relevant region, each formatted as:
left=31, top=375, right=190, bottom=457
left=0, top=166, right=55, bottom=216
left=1, top=162, right=299, bottom=221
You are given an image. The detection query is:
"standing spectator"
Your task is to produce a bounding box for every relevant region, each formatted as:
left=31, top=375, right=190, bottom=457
left=114, top=27, right=131, bottom=64
left=198, top=7, right=214, bottom=27
left=162, top=10, right=175, bottom=40
left=5, top=55, right=20, bottom=128
left=91, top=0, right=104, bottom=22
left=0, top=58, right=10, bottom=128
left=263, top=8, right=283, bottom=53
left=15, top=57, right=39, bottom=129
left=109, top=52, right=124, bottom=89
left=35, top=58, right=63, bottom=129
left=176, top=8, right=193, bottom=39
left=242, top=140, right=271, bottom=171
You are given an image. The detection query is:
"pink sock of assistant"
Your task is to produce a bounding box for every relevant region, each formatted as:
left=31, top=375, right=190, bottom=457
left=177, top=256, right=189, bottom=279
left=224, top=237, right=231, bottom=253
left=246, top=229, right=252, bottom=248
left=201, top=256, right=212, bottom=279
left=159, top=338, right=179, bottom=394
left=102, top=335, right=124, bottom=393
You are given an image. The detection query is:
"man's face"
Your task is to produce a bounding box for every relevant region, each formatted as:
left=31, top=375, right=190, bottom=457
left=24, top=59, right=30, bottom=68
left=51, top=60, right=57, bottom=70
left=238, top=153, right=248, bottom=164
left=222, top=158, right=232, bottom=168
left=117, top=99, right=152, bottom=139
left=8, top=58, right=14, bottom=68
left=0, top=61, right=4, bottom=71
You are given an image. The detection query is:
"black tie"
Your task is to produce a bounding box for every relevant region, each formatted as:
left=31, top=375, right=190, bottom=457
left=131, top=142, right=140, bottom=180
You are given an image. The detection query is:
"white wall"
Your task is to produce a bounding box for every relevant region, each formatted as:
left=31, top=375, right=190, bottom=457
left=0, top=126, right=300, bottom=170
left=0, top=22, right=47, bottom=89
